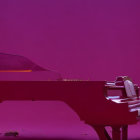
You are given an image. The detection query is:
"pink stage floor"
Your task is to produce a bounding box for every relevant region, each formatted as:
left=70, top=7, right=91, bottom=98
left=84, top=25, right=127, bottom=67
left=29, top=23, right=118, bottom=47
left=0, top=101, right=139, bottom=140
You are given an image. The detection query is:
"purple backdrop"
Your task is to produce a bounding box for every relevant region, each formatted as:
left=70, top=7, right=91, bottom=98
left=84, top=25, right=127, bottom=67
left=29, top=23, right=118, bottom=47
left=0, top=0, right=140, bottom=82
left=0, top=1, right=140, bottom=139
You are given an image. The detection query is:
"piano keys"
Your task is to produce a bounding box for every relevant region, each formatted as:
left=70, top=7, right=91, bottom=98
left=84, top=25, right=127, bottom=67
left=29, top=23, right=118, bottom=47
left=104, top=76, right=140, bottom=140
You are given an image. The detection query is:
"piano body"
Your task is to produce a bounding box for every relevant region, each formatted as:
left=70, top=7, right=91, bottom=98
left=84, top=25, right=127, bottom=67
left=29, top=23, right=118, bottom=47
left=0, top=73, right=139, bottom=140
left=0, top=53, right=139, bottom=140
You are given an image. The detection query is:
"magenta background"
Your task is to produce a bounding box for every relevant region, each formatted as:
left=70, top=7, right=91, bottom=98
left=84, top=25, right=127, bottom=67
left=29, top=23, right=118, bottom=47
left=0, top=1, right=140, bottom=139
left=0, top=0, right=140, bottom=82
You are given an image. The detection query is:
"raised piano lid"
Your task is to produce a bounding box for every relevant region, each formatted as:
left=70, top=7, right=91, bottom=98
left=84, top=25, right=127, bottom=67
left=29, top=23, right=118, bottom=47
left=0, top=53, right=62, bottom=81
left=0, top=53, right=46, bottom=71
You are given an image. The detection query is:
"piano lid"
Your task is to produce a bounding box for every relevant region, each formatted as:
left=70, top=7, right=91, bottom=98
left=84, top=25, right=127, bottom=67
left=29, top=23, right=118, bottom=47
left=0, top=53, right=46, bottom=71
left=0, top=53, right=62, bottom=81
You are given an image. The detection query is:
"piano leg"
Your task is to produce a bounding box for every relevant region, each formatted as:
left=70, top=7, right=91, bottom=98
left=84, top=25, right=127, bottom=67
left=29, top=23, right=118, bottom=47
left=92, top=125, right=128, bottom=140
left=122, top=125, right=128, bottom=140
left=92, top=126, right=111, bottom=140
left=112, top=126, right=121, bottom=140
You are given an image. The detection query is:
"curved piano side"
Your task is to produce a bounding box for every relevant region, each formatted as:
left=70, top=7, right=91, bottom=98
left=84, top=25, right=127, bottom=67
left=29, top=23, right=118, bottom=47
left=0, top=80, right=138, bottom=140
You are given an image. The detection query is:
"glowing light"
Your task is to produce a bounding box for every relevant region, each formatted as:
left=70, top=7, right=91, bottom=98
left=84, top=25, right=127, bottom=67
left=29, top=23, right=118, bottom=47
left=0, top=70, right=32, bottom=72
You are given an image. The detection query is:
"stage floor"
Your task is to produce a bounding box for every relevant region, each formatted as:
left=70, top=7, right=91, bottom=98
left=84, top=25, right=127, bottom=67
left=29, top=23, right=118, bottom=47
left=0, top=101, right=139, bottom=140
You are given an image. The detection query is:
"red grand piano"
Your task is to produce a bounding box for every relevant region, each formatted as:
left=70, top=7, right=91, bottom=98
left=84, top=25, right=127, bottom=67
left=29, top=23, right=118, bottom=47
left=0, top=53, right=139, bottom=140
left=0, top=74, right=139, bottom=140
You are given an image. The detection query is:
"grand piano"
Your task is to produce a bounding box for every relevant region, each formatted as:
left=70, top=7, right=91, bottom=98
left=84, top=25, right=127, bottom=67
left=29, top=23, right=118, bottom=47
left=0, top=53, right=139, bottom=140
